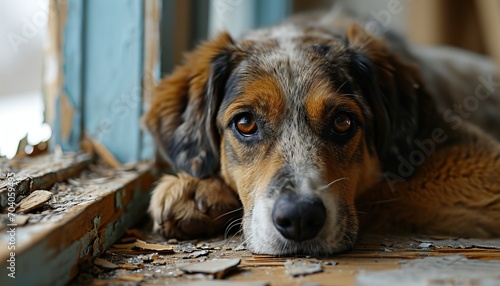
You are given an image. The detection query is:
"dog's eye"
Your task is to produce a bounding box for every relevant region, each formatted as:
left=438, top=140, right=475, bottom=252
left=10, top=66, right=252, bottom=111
left=235, top=113, right=258, bottom=136
left=332, top=113, right=352, bottom=135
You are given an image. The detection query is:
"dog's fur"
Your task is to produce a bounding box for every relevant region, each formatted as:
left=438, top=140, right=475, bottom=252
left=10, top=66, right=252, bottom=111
left=144, top=11, right=500, bottom=256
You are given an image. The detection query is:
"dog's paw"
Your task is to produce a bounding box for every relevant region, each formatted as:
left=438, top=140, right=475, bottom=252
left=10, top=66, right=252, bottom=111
left=148, top=173, right=241, bottom=239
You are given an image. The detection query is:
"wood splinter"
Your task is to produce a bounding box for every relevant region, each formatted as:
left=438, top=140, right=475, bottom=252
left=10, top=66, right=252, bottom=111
left=16, top=190, right=52, bottom=213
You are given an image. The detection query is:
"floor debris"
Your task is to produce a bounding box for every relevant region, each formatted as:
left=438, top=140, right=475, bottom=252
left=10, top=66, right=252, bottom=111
left=69, top=227, right=500, bottom=285
left=16, top=190, right=52, bottom=213
left=0, top=214, right=29, bottom=229
left=356, top=255, right=500, bottom=286
left=94, top=258, right=119, bottom=269
left=284, top=259, right=323, bottom=277
left=416, top=237, right=500, bottom=249
left=116, top=273, right=145, bottom=282
left=110, top=239, right=175, bottom=254
left=180, top=258, right=241, bottom=279
left=418, top=242, right=433, bottom=248
left=184, top=250, right=209, bottom=259
left=172, top=281, right=269, bottom=286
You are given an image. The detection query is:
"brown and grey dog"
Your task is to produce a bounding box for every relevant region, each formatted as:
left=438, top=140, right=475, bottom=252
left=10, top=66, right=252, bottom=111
left=143, top=11, right=500, bottom=256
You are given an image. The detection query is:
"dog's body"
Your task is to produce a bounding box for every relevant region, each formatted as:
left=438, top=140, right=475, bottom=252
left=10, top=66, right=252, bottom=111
left=144, top=10, right=500, bottom=256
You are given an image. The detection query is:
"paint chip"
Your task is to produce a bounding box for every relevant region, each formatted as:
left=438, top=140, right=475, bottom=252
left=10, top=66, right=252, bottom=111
left=94, top=258, right=118, bottom=269
left=180, top=258, right=241, bottom=279
left=284, top=260, right=323, bottom=277
left=172, top=281, right=268, bottom=286
left=116, top=273, right=144, bottom=282
left=184, top=250, right=209, bottom=259
left=419, top=242, right=433, bottom=248
left=17, top=190, right=52, bottom=213
left=110, top=239, right=175, bottom=254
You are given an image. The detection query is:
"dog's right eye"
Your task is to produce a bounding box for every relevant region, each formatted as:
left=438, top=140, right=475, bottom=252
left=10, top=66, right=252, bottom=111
left=234, top=113, right=258, bottom=136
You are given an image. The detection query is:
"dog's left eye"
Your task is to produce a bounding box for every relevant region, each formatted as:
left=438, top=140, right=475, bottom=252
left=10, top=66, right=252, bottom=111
left=332, top=113, right=352, bottom=135
left=234, top=113, right=258, bottom=136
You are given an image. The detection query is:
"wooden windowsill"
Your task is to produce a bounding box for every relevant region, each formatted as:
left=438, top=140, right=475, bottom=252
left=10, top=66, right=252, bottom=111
left=0, top=153, right=153, bottom=285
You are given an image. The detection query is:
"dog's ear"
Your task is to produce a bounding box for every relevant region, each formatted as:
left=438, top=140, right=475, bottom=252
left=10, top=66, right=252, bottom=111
left=143, top=32, right=235, bottom=178
left=346, top=25, right=425, bottom=173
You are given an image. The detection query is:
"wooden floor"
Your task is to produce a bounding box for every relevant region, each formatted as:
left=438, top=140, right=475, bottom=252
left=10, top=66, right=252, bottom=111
left=2, top=154, right=500, bottom=285
left=72, top=225, right=500, bottom=286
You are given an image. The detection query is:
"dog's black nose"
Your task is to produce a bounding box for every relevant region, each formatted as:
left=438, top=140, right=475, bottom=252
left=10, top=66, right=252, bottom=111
left=272, top=193, right=326, bottom=242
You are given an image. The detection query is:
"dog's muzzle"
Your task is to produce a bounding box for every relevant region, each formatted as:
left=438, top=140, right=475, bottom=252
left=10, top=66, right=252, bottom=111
left=271, top=192, right=326, bottom=242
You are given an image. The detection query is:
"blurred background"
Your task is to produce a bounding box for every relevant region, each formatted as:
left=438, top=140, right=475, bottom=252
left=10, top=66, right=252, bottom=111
left=0, top=0, right=51, bottom=159
left=0, top=0, right=498, bottom=161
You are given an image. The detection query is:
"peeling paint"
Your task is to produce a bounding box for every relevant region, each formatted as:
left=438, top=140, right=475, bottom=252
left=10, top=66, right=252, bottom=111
left=0, top=164, right=152, bottom=286
left=115, top=189, right=125, bottom=209
left=79, top=216, right=101, bottom=258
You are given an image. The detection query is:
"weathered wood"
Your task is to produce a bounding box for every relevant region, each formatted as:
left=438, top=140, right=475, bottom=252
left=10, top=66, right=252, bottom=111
left=0, top=162, right=153, bottom=286
left=71, top=231, right=500, bottom=285
left=255, top=0, right=292, bottom=28
left=141, top=0, right=161, bottom=160
left=83, top=0, right=145, bottom=163
left=357, top=255, right=500, bottom=286
left=52, top=0, right=85, bottom=152
left=16, top=190, right=53, bottom=213
left=476, top=0, right=500, bottom=69
left=180, top=258, right=241, bottom=279
left=0, top=153, right=91, bottom=207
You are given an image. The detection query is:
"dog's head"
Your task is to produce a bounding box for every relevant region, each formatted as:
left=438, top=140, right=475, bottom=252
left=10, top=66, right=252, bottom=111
left=144, top=24, right=423, bottom=255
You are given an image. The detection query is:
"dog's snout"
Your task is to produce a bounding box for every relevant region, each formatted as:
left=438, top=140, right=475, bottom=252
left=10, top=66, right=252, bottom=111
left=272, top=193, right=326, bottom=242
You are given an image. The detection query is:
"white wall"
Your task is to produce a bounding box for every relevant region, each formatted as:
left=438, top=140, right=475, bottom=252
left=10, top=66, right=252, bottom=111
left=336, top=0, right=410, bottom=34
left=0, top=0, right=50, bottom=158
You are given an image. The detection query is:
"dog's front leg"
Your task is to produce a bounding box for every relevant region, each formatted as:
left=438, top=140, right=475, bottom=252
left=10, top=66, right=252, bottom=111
left=148, top=173, right=241, bottom=239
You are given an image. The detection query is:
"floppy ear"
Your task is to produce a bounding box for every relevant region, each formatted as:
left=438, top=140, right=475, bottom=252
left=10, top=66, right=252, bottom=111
left=143, top=32, right=235, bottom=178
left=346, top=25, right=429, bottom=173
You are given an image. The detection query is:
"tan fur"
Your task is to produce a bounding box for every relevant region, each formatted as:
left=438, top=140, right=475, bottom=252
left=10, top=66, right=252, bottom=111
left=220, top=75, right=286, bottom=128
left=304, top=79, right=365, bottom=132
left=222, top=138, right=286, bottom=211
left=148, top=173, right=240, bottom=238
left=143, top=32, right=234, bottom=136
left=357, top=125, right=500, bottom=237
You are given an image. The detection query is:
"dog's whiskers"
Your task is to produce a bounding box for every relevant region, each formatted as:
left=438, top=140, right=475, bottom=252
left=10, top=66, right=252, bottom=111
left=335, top=80, right=348, bottom=93
left=368, top=198, right=401, bottom=205
left=213, top=207, right=243, bottom=222
left=343, top=233, right=354, bottom=248
left=226, top=229, right=243, bottom=245
left=213, top=228, right=244, bottom=258
left=224, top=218, right=243, bottom=240
left=318, top=177, right=349, bottom=192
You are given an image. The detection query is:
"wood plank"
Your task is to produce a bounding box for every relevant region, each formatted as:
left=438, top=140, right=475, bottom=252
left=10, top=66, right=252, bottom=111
left=52, top=0, right=85, bottom=152
left=72, top=232, right=500, bottom=285
left=0, top=153, right=91, bottom=207
left=255, top=0, right=292, bottom=28
left=141, top=0, right=161, bottom=160
left=357, top=255, right=500, bottom=286
left=83, top=0, right=145, bottom=163
left=476, top=0, right=500, bottom=69
left=0, top=162, right=153, bottom=286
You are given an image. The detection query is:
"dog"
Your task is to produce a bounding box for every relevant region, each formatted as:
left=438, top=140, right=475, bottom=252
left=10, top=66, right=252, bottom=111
left=143, top=10, right=500, bottom=256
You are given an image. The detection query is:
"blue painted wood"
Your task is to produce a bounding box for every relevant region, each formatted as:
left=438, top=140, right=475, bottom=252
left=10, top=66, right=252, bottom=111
left=255, top=0, right=292, bottom=28
left=83, top=0, right=145, bottom=163
left=53, top=0, right=84, bottom=152
left=0, top=164, right=152, bottom=286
